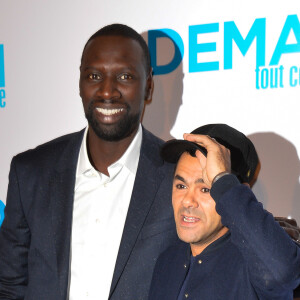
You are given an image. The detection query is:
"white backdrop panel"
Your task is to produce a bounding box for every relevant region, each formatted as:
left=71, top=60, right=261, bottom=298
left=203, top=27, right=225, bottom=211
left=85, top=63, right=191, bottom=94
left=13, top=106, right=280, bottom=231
left=0, top=0, right=299, bottom=222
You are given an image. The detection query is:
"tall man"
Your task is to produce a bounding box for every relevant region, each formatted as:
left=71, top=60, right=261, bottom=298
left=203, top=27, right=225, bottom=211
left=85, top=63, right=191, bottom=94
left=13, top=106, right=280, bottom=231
left=0, top=24, right=298, bottom=300
left=149, top=124, right=300, bottom=299
left=0, top=24, right=178, bottom=300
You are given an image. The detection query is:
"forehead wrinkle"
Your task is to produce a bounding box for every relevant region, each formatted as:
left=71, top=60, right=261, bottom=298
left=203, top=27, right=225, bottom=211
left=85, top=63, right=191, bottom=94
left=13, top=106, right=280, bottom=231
left=82, top=37, right=145, bottom=71
left=174, top=174, right=204, bottom=185
left=82, top=64, right=137, bottom=72
left=175, top=153, right=205, bottom=185
left=81, top=53, right=141, bottom=73
left=195, top=178, right=204, bottom=184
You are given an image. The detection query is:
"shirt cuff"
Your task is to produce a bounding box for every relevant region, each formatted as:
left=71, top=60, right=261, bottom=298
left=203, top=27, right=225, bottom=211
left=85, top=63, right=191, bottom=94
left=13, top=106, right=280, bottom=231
left=210, top=174, right=241, bottom=203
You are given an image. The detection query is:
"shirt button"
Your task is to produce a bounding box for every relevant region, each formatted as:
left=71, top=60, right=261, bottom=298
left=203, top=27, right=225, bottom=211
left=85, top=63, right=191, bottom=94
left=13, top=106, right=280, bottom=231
left=104, top=182, right=107, bottom=187
left=198, top=259, right=202, bottom=264
left=96, top=219, right=101, bottom=224
left=185, top=293, right=189, bottom=298
left=184, top=264, right=187, bottom=269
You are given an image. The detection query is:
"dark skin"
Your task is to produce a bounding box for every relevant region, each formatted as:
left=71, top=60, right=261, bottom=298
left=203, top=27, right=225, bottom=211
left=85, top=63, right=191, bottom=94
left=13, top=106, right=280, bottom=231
left=80, top=36, right=153, bottom=175
left=79, top=34, right=300, bottom=243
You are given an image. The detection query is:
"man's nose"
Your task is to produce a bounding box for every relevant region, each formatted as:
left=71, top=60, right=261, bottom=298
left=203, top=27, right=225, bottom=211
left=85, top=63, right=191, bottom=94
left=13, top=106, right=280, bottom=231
left=97, top=77, right=121, bottom=100
left=182, top=190, right=199, bottom=208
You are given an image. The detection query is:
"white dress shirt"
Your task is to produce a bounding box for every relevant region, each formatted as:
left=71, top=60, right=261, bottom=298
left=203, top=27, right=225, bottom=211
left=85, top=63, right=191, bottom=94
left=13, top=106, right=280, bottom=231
left=69, top=125, right=142, bottom=300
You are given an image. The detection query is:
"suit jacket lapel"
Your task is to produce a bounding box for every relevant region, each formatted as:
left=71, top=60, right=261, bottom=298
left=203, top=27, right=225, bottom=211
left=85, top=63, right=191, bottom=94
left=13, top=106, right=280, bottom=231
left=109, top=128, right=167, bottom=296
left=49, top=129, right=84, bottom=299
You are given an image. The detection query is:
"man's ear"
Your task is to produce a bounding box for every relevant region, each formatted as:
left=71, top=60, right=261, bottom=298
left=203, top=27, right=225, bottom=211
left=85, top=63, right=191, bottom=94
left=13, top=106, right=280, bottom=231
left=145, top=69, right=154, bottom=102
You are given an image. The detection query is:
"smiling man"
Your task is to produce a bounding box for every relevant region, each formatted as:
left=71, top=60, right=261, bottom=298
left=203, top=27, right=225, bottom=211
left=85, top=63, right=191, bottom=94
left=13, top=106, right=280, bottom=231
left=0, top=25, right=299, bottom=300
left=149, top=124, right=300, bottom=300
left=0, top=24, right=178, bottom=300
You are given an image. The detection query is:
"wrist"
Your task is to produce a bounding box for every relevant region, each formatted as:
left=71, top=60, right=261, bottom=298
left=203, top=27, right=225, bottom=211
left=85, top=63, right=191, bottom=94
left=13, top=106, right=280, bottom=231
left=212, top=171, right=231, bottom=186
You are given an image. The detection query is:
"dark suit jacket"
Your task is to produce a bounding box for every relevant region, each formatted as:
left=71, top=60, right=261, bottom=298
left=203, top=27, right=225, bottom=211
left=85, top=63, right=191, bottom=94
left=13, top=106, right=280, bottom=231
left=0, top=127, right=178, bottom=300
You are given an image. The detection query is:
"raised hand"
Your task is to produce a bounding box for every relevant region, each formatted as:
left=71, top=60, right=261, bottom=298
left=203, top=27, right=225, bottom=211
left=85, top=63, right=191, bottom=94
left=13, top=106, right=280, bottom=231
left=183, top=133, right=231, bottom=187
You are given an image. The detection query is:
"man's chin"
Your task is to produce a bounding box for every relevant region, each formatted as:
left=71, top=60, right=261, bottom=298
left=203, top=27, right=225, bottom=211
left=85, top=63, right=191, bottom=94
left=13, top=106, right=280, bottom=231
left=177, top=230, right=202, bottom=244
left=89, top=122, right=137, bottom=142
left=86, top=111, right=140, bottom=142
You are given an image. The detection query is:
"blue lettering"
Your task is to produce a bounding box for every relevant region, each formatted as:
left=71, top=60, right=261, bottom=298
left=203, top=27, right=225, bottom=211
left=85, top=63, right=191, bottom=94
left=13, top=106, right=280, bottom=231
left=148, top=29, right=184, bottom=75
left=189, top=23, right=219, bottom=72
left=261, top=68, right=269, bottom=89
left=0, top=200, right=5, bottom=227
left=0, top=89, right=6, bottom=108
left=255, top=66, right=284, bottom=89
left=224, top=18, right=266, bottom=69
left=290, top=66, right=298, bottom=87
left=270, top=68, right=278, bottom=88
left=0, top=45, right=5, bottom=88
left=279, top=65, right=284, bottom=87
left=255, top=68, right=260, bottom=89
left=270, top=15, right=300, bottom=65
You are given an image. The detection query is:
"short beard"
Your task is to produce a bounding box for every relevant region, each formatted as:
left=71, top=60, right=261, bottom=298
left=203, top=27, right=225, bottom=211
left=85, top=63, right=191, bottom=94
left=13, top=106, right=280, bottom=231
left=85, top=100, right=141, bottom=142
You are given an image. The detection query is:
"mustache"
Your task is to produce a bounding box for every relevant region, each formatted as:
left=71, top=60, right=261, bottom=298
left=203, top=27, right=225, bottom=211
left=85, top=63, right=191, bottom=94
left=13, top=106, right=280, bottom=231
left=89, top=98, right=130, bottom=107
left=178, top=207, right=203, bottom=219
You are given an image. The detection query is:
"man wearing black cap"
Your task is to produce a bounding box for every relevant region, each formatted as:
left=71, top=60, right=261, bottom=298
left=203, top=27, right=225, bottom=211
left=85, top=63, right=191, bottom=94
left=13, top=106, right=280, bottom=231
left=149, top=124, right=300, bottom=300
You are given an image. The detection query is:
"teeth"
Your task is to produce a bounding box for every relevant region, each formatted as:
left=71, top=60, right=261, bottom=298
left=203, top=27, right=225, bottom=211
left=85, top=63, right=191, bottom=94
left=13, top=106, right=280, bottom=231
left=183, top=216, right=198, bottom=223
left=96, top=108, right=124, bottom=115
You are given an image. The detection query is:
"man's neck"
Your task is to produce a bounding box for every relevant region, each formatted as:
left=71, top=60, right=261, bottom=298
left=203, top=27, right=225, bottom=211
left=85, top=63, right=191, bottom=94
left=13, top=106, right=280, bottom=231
left=190, top=226, right=229, bottom=256
left=87, top=126, right=140, bottom=176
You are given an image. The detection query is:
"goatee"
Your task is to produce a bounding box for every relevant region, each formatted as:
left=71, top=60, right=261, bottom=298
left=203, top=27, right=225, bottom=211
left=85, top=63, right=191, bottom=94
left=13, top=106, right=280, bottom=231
left=85, top=100, right=140, bottom=142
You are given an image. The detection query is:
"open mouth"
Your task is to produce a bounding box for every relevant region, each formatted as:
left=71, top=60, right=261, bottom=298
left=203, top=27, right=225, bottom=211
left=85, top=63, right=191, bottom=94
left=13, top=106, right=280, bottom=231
left=96, top=107, right=124, bottom=116
left=183, top=215, right=200, bottom=223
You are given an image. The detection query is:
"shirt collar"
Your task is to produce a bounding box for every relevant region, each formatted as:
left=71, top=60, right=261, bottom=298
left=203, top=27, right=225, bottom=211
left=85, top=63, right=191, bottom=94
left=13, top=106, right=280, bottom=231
left=76, top=124, right=143, bottom=178
left=186, top=231, right=231, bottom=260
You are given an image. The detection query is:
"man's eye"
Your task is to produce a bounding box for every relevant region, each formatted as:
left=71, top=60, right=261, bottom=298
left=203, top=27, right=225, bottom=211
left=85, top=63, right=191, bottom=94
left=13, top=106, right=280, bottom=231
left=88, top=74, right=101, bottom=80
left=175, top=184, right=186, bottom=190
left=119, top=74, right=132, bottom=80
left=201, top=188, right=210, bottom=193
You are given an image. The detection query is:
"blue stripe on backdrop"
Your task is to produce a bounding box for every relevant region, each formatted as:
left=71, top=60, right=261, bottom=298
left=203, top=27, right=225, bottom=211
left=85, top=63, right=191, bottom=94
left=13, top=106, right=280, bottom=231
left=0, top=200, right=5, bottom=227
left=0, top=45, right=5, bottom=88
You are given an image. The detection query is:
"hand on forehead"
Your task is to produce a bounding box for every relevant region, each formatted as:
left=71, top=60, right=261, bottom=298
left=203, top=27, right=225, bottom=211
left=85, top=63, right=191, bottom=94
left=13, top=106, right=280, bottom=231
left=183, top=133, right=231, bottom=187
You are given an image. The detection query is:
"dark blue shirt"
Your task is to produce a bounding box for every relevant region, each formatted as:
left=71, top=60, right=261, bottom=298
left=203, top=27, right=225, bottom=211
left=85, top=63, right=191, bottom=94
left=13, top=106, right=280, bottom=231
left=149, top=175, right=300, bottom=300
left=177, top=232, right=231, bottom=300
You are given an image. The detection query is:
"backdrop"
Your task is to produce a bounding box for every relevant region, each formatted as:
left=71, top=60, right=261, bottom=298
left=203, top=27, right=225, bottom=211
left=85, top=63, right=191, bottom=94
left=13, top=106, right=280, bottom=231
left=0, top=0, right=299, bottom=225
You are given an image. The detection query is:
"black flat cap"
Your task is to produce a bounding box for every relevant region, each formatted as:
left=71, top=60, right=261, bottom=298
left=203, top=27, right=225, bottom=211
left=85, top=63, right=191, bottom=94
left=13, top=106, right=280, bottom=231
left=160, top=124, right=259, bottom=184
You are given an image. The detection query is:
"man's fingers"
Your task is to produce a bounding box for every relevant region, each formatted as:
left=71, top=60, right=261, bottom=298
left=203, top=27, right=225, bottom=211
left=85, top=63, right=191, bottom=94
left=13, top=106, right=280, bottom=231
left=184, top=134, right=229, bottom=158
left=195, top=149, right=206, bottom=169
left=183, top=133, right=231, bottom=185
left=184, top=133, right=217, bottom=147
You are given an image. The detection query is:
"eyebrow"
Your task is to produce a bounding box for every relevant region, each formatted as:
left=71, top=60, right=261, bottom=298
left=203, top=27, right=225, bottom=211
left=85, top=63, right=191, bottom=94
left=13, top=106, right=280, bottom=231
left=82, top=65, right=137, bottom=72
left=81, top=66, right=98, bottom=72
left=174, top=174, right=185, bottom=183
left=174, top=174, right=204, bottom=184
